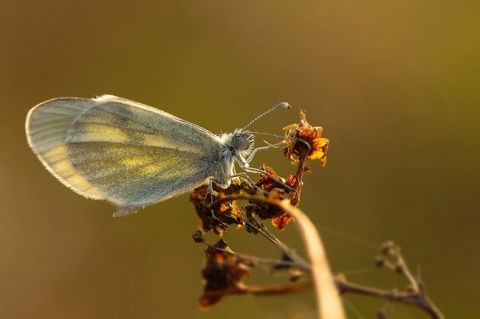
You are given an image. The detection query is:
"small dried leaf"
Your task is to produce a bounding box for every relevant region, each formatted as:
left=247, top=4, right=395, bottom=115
left=272, top=213, right=294, bottom=230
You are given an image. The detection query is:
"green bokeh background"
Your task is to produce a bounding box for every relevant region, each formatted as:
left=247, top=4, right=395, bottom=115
left=2, top=1, right=479, bottom=318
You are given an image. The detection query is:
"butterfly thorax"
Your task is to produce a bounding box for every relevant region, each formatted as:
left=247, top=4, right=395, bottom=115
left=214, top=129, right=255, bottom=186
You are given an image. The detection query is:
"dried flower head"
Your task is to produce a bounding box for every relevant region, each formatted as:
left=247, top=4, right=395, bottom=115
left=198, top=239, right=251, bottom=308
left=283, top=109, right=329, bottom=167
left=190, top=182, right=248, bottom=236
left=243, top=165, right=298, bottom=230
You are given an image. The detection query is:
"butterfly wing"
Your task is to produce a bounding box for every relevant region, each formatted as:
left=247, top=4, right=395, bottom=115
left=26, top=95, right=222, bottom=215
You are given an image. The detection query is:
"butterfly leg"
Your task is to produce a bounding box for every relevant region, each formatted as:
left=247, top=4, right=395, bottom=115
left=244, top=142, right=283, bottom=164
left=235, top=153, right=294, bottom=191
left=203, top=177, right=222, bottom=218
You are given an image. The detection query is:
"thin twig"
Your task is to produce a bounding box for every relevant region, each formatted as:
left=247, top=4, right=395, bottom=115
left=195, top=234, right=309, bottom=271
left=336, top=279, right=444, bottom=319
left=242, top=217, right=312, bottom=273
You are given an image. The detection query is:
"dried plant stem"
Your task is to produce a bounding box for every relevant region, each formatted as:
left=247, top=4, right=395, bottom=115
left=336, top=279, right=444, bottom=319
left=242, top=218, right=312, bottom=273
left=216, top=194, right=443, bottom=319
left=216, top=195, right=345, bottom=318
left=278, top=199, right=346, bottom=319
left=239, top=281, right=313, bottom=296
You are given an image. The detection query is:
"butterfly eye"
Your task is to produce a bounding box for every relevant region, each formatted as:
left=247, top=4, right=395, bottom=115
left=233, top=131, right=254, bottom=151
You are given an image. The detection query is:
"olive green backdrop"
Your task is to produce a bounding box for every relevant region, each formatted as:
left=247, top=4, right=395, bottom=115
left=2, top=1, right=479, bottom=318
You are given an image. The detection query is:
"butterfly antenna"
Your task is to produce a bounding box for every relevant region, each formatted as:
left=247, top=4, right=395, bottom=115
left=250, top=132, right=285, bottom=139
left=242, top=102, right=291, bottom=130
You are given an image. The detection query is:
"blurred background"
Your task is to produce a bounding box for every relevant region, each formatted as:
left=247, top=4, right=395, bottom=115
left=2, top=1, right=479, bottom=318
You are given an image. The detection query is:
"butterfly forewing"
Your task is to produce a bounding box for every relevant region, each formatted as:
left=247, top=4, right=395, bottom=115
left=27, top=95, right=223, bottom=208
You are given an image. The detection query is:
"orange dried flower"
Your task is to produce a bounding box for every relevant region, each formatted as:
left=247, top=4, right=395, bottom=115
left=283, top=110, right=329, bottom=167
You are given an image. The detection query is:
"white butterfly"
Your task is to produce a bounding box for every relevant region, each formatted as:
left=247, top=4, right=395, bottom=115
left=26, top=95, right=289, bottom=217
